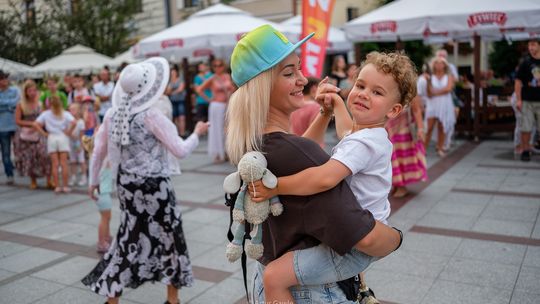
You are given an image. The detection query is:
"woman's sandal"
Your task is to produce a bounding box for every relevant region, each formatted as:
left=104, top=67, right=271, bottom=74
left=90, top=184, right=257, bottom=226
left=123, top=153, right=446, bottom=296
left=164, top=301, right=180, bottom=304
left=358, top=286, right=380, bottom=304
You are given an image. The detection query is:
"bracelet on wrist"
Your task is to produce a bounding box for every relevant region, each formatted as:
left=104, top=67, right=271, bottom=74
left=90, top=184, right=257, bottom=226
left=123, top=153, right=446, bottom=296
left=392, top=226, right=403, bottom=251
left=320, top=107, right=334, bottom=118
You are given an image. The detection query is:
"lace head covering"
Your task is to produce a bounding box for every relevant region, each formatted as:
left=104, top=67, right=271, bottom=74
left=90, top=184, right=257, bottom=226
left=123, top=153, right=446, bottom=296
left=111, top=57, right=169, bottom=146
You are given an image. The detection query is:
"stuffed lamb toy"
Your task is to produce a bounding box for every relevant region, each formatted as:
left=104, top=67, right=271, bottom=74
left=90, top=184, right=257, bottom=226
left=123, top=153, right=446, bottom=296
left=223, top=151, right=283, bottom=262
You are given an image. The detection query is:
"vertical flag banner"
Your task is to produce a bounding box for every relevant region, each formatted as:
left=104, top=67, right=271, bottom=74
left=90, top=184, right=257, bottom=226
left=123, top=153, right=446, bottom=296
left=301, top=0, right=335, bottom=78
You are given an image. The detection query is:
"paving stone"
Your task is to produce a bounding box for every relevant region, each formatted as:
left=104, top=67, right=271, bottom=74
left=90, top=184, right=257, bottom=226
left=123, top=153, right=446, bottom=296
left=431, top=199, right=488, bottom=217
left=490, top=196, right=540, bottom=209
left=188, top=277, right=246, bottom=304
left=370, top=250, right=449, bottom=279
left=417, top=212, right=477, bottom=230
left=364, top=269, right=434, bottom=304
left=185, top=224, right=228, bottom=246
left=515, top=266, right=540, bottom=295
left=399, top=232, right=462, bottom=257
left=453, top=239, right=527, bottom=266
left=0, top=247, right=66, bottom=273
left=471, top=218, right=534, bottom=238
left=32, top=286, right=104, bottom=304
left=0, top=212, right=24, bottom=225
left=0, top=217, right=57, bottom=234
left=480, top=204, right=539, bottom=222
left=31, top=256, right=97, bottom=285
left=523, top=246, right=540, bottom=268
left=191, top=244, right=241, bottom=273
left=123, top=278, right=215, bottom=303
left=439, top=191, right=493, bottom=204
left=25, top=221, right=91, bottom=240
left=182, top=208, right=229, bottom=224
left=439, top=257, right=520, bottom=289
left=0, top=241, right=30, bottom=259
left=0, top=276, right=65, bottom=304
left=421, top=279, right=512, bottom=304
left=185, top=240, right=217, bottom=259
left=0, top=268, right=15, bottom=281
left=510, top=290, right=540, bottom=304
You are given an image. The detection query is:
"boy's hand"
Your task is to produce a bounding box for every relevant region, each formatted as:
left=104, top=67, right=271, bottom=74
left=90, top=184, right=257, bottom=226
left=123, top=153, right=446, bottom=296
left=247, top=180, right=277, bottom=203
left=316, top=77, right=341, bottom=97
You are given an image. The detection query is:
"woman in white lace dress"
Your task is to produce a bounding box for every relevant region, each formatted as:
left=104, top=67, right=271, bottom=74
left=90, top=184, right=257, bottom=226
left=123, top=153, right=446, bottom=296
left=82, top=57, right=209, bottom=304
left=424, top=57, right=456, bottom=157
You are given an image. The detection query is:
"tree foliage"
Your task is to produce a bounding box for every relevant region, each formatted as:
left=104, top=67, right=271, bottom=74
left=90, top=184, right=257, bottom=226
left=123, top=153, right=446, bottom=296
left=488, top=40, right=525, bottom=78
left=0, top=0, right=139, bottom=65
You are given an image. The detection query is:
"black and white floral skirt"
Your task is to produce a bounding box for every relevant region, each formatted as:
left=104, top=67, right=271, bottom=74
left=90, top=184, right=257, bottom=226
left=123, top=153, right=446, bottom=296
left=82, top=170, right=194, bottom=297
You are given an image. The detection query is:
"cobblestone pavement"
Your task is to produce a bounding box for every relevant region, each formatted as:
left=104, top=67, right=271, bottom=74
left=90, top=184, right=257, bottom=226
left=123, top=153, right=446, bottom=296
left=0, top=133, right=538, bottom=304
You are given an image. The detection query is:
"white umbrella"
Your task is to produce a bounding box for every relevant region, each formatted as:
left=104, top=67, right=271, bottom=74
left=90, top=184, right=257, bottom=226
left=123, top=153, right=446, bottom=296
left=344, top=0, right=540, bottom=42
left=0, top=57, right=34, bottom=80
left=110, top=48, right=139, bottom=67
left=32, top=45, right=113, bottom=75
left=279, top=15, right=352, bottom=54
left=134, top=3, right=281, bottom=62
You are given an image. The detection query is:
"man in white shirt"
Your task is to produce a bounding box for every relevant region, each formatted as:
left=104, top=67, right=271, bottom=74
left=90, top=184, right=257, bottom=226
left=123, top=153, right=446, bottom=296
left=93, top=68, right=115, bottom=122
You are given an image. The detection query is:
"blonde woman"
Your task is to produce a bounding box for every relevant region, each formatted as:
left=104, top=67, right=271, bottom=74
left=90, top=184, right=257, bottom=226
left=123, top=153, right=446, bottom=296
left=13, top=80, right=51, bottom=189
left=424, top=57, right=455, bottom=157
left=226, top=25, right=402, bottom=303
left=34, top=95, right=76, bottom=193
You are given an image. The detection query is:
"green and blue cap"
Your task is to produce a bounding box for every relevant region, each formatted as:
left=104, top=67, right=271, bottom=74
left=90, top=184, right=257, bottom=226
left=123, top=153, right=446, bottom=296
left=231, top=24, right=314, bottom=87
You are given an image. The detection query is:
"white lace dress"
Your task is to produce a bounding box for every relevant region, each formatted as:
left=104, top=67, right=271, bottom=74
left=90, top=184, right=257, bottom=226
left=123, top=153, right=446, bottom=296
left=82, top=107, right=198, bottom=297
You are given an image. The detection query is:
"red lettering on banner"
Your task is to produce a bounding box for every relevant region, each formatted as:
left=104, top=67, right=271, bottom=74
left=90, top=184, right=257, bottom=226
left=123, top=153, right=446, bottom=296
left=467, top=12, right=507, bottom=28
left=145, top=52, right=160, bottom=58
left=193, top=49, right=213, bottom=57
left=370, top=21, right=397, bottom=34
left=161, top=39, right=184, bottom=49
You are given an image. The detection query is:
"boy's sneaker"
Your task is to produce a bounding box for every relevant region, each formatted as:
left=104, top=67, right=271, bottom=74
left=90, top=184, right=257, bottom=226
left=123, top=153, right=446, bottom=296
left=78, top=175, right=87, bottom=186
left=521, top=150, right=532, bottom=162
left=68, top=176, right=77, bottom=186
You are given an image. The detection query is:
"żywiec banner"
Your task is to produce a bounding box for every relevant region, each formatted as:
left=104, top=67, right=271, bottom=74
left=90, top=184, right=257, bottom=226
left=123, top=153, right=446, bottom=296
left=301, top=0, right=335, bottom=78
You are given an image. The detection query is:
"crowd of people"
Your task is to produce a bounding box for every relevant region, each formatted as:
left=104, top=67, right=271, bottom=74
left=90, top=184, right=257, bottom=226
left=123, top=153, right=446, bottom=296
left=1, top=27, right=538, bottom=304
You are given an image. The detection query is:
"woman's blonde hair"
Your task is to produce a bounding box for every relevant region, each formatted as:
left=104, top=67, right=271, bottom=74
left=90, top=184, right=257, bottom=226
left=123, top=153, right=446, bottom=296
left=50, top=95, right=63, bottom=117
left=21, top=79, right=38, bottom=114
left=430, top=56, right=449, bottom=75
left=226, top=68, right=274, bottom=165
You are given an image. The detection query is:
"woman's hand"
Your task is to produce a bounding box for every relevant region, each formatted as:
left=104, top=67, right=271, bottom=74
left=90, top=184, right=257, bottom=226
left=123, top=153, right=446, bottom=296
left=193, top=121, right=210, bottom=136
left=416, top=128, right=425, bottom=143
left=88, top=184, right=100, bottom=201
left=247, top=180, right=277, bottom=203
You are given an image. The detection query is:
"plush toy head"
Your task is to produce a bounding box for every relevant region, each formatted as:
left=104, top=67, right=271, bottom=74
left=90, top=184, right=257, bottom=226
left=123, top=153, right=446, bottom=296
left=223, top=151, right=278, bottom=193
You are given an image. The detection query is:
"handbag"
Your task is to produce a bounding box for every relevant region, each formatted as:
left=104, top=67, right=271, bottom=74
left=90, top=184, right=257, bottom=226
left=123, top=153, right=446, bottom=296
left=20, top=127, right=40, bottom=142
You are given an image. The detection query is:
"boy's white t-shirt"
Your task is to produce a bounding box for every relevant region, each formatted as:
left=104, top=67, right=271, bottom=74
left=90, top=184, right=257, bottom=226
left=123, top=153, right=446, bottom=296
left=331, top=127, right=392, bottom=223
left=36, top=110, right=75, bottom=135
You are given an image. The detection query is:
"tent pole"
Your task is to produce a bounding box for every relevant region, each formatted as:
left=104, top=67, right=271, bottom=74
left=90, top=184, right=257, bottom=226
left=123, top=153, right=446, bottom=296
left=453, top=40, right=458, bottom=67
left=183, top=57, right=194, bottom=133
left=354, top=43, right=362, bottom=65
left=473, top=34, right=481, bottom=141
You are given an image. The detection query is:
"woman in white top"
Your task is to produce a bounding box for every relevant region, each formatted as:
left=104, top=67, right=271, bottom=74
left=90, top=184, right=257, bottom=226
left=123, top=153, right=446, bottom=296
left=34, top=95, right=76, bottom=193
left=424, top=57, right=456, bottom=157
left=81, top=57, right=209, bottom=304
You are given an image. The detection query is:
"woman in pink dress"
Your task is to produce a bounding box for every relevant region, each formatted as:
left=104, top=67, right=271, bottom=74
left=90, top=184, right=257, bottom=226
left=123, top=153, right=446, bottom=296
left=197, top=58, right=235, bottom=163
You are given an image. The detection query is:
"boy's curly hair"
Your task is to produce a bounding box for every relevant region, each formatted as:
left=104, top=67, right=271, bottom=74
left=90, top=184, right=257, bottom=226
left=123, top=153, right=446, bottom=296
left=360, top=51, right=417, bottom=107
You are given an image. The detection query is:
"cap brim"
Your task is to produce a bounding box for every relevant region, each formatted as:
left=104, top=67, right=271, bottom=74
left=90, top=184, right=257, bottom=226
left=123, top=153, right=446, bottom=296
left=237, top=32, right=314, bottom=87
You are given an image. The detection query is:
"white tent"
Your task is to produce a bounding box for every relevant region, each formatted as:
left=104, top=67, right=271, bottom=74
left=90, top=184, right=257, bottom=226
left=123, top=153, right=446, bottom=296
left=344, top=0, right=540, bottom=42
left=32, top=45, right=113, bottom=75
left=0, top=57, right=34, bottom=80
left=110, top=48, right=139, bottom=67
left=134, top=3, right=281, bottom=62
left=279, top=15, right=352, bottom=54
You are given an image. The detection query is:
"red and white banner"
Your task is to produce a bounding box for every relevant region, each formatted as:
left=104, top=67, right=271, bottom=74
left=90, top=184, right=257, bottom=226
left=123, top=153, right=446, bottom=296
left=301, top=0, right=335, bottom=78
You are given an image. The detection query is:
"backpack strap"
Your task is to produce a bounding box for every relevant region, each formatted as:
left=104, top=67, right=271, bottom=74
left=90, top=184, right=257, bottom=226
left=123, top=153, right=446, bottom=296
left=225, top=185, right=252, bottom=303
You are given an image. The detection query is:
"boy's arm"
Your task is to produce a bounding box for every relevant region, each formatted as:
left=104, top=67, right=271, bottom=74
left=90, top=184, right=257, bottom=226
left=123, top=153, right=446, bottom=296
left=332, top=94, right=353, bottom=139
left=249, top=159, right=351, bottom=201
